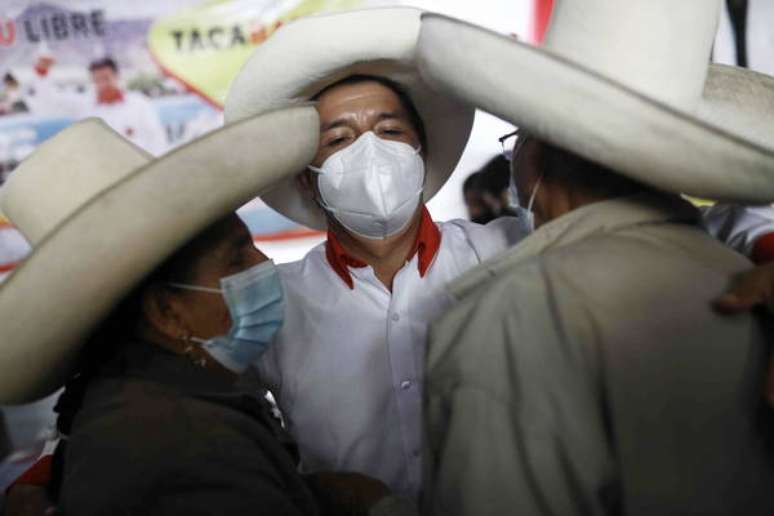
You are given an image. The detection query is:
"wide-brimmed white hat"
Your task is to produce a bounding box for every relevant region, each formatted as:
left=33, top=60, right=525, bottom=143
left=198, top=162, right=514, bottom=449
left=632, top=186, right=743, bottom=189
left=0, top=107, right=318, bottom=403
left=225, top=7, right=475, bottom=230
left=416, top=0, right=774, bottom=203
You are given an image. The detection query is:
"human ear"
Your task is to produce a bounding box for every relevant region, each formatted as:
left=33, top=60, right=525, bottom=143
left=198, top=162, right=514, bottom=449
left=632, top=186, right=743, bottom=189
left=141, top=284, right=189, bottom=341
left=481, top=192, right=502, bottom=214
left=296, top=170, right=317, bottom=201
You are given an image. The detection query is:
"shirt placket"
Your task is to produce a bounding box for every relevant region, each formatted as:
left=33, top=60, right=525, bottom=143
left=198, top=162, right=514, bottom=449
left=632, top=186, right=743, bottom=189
left=385, top=263, right=424, bottom=497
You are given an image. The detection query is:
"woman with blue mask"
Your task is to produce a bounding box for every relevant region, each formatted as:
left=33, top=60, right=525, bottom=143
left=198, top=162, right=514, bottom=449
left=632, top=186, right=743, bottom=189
left=0, top=117, right=414, bottom=516
left=51, top=214, right=405, bottom=516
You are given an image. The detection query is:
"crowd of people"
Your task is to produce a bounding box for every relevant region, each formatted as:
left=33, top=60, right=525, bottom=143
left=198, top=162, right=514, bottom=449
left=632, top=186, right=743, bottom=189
left=2, top=1, right=774, bottom=515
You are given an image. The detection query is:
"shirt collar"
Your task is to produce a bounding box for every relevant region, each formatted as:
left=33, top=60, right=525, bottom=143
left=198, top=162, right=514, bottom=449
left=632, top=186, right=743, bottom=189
left=325, top=205, right=442, bottom=289
left=448, top=192, right=700, bottom=300
left=97, top=88, right=125, bottom=105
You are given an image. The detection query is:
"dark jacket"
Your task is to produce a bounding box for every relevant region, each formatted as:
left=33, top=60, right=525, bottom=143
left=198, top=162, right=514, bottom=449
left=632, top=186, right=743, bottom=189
left=59, top=339, right=320, bottom=516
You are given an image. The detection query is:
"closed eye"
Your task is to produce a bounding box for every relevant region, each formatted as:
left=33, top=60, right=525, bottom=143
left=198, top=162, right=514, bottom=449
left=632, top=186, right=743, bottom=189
left=326, top=136, right=350, bottom=148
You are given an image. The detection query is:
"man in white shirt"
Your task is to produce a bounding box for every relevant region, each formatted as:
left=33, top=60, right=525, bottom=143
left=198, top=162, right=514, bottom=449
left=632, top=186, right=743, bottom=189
left=25, top=56, right=167, bottom=156
left=83, top=58, right=167, bottom=156
left=258, top=76, right=520, bottom=499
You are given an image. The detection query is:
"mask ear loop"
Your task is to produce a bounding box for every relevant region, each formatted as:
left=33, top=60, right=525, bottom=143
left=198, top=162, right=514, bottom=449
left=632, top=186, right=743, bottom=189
left=307, top=165, right=342, bottom=221
left=526, top=175, right=543, bottom=213
left=166, top=282, right=223, bottom=294
left=401, top=144, right=427, bottom=203
left=415, top=146, right=427, bottom=194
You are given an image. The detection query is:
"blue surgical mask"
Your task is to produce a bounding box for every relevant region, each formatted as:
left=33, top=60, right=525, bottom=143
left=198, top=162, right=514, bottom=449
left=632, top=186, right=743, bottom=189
left=167, top=260, right=284, bottom=374
left=508, top=173, right=542, bottom=235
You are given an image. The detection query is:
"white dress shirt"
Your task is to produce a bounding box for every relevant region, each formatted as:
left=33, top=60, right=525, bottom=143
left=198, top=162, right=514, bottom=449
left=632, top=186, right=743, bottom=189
left=25, top=76, right=167, bottom=156
left=258, top=217, right=522, bottom=498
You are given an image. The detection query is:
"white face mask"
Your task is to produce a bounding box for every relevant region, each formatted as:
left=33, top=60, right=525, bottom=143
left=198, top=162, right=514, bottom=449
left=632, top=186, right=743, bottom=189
left=309, top=131, right=425, bottom=240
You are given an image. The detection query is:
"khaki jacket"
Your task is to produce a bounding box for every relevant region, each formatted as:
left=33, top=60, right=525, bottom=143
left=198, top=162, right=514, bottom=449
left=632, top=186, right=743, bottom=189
left=424, top=193, right=774, bottom=516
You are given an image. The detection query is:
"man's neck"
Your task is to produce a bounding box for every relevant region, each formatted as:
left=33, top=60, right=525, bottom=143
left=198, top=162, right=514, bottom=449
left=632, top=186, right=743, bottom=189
left=331, top=209, right=422, bottom=291
left=537, top=182, right=619, bottom=227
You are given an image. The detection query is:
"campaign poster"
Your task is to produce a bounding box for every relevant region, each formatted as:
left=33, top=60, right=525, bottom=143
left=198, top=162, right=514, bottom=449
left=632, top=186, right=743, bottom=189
left=0, top=0, right=372, bottom=280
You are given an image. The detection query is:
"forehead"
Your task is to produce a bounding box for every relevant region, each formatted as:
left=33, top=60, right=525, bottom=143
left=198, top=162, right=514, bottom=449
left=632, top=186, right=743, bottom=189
left=315, top=80, right=406, bottom=121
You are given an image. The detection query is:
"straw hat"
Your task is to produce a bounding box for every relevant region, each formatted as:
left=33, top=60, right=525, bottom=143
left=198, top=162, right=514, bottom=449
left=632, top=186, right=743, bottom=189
left=225, top=7, right=476, bottom=229
left=0, top=107, right=318, bottom=403
left=416, top=0, right=774, bottom=203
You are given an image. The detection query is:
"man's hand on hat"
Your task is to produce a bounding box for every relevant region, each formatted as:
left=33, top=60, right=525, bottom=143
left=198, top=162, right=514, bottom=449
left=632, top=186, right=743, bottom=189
left=714, top=262, right=774, bottom=408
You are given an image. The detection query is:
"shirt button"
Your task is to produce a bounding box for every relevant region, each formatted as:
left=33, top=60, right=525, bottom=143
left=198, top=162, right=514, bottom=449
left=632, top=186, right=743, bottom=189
left=391, top=312, right=400, bottom=322
left=400, top=380, right=412, bottom=390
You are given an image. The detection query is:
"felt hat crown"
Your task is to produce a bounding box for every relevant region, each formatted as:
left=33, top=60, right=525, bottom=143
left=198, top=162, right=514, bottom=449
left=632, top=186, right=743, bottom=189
left=417, top=0, right=774, bottom=203
left=545, top=0, right=718, bottom=111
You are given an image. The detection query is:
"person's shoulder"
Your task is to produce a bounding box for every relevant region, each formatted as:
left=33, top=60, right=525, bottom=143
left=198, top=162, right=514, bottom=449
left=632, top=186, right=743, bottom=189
left=123, top=90, right=154, bottom=104
left=426, top=259, right=545, bottom=393
left=429, top=257, right=535, bottom=337
left=514, top=227, right=751, bottom=334
left=63, top=378, right=198, bottom=493
left=544, top=224, right=749, bottom=287
left=72, top=377, right=273, bottom=463
left=73, top=378, right=192, bottom=446
left=439, top=217, right=525, bottom=261
left=61, top=379, right=297, bottom=513
left=276, top=240, right=344, bottom=293
left=439, top=216, right=523, bottom=242
left=277, top=241, right=326, bottom=274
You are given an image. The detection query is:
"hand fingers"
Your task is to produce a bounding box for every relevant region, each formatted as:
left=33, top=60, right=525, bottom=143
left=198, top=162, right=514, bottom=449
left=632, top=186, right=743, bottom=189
left=713, top=268, right=774, bottom=314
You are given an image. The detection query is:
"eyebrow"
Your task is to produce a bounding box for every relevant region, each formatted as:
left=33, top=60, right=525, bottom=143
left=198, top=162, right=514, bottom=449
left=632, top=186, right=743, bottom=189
left=376, top=111, right=402, bottom=122
left=320, top=111, right=405, bottom=132
left=320, top=118, right=351, bottom=133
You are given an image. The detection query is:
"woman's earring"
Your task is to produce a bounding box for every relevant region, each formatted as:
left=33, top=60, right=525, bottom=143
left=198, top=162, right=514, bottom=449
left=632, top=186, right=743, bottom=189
left=180, top=332, right=193, bottom=353
left=181, top=332, right=208, bottom=368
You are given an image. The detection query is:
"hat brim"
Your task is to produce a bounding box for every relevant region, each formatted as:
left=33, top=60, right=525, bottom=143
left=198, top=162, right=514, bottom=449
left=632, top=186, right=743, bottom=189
left=700, top=63, right=774, bottom=152
left=225, top=8, right=475, bottom=230
left=0, top=106, right=319, bottom=403
left=417, top=14, right=774, bottom=203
